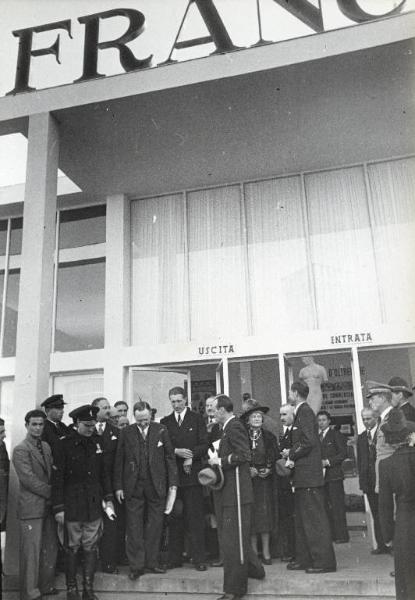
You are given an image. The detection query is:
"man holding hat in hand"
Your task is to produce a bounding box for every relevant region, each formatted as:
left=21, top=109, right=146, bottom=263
left=41, top=394, right=69, bottom=459
left=52, top=405, right=114, bottom=600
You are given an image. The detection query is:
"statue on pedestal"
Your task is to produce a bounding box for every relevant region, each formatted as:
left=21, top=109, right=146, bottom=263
left=299, top=356, right=328, bottom=414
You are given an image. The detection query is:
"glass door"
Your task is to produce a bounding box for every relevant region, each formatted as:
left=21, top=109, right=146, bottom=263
left=129, top=366, right=191, bottom=422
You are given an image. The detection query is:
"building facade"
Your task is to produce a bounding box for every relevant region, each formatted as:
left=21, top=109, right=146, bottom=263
left=0, top=0, right=414, bottom=569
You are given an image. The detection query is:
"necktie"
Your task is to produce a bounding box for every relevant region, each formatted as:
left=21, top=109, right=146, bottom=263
left=36, top=439, right=45, bottom=459
left=319, top=431, right=324, bottom=442
left=141, top=427, right=147, bottom=440
left=177, top=414, right=182, bottom=427
left=98, top=423, right=104, bottom=436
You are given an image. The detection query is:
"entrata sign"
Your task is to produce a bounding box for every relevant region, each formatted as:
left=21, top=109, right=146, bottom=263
left=6, top=0, right=407, bottom=96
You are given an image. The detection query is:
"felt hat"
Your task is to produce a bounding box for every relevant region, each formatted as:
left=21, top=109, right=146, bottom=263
left=243, top=405, right=270, bottom=420
left=381, top=407, right=415, bottom=444
left=388, top=376, right=413, bottom=397
left=275, top=457, right=292, bottom=477
left=198, top=465, right=224, bottom=491
left=41, top=394, right=65, bottom=409
left=69, top=404, right=99, bottom=422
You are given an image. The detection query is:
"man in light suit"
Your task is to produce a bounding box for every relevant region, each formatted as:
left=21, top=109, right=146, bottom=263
left=114, top=401, right=178, bottom=580
left=13, top=409, right=58, bottom=600
left=356, top=407, right=389, bottom=554
left=283, top=382, right=336, bottom=574
left=209, top=394, right=264, bottom=600
left=366, top=382, right=395, bottom=492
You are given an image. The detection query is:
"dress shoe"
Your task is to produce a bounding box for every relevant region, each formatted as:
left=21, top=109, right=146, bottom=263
left=211, top=560, right=223, bottom=567
left=101, top=564, right=119, bottom=574
left=195, top=563, right=207, bottom=571
left=371, top=547, right=390, bottom=555
left=145, top=566, right=166, bottom=574
left=164, top=561, right=183, bottom=569
left=261, top=557, right=272, bottom=565
left=306, top=567, right=337, bottom=574
left=281, top=556, right=294, bottom=562
left=334, top=539, right=349, bottom=544
left=216, top=595, right=243, bottom=600
left=42, top=588, right=60, bottom=595
left=128, top=569, right=143, bottom=580
left=287, top=562, right=307, bottom=570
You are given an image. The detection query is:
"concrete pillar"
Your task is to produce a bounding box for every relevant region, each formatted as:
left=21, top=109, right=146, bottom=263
left=103, top=194, right=130, bottom=404
left=5, top=112, right=59, bottom=574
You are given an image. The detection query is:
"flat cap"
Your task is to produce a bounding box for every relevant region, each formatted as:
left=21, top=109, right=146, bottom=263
left=69, top=405, right=99, bottom=422
left=41, top=394, right=65, bottom=409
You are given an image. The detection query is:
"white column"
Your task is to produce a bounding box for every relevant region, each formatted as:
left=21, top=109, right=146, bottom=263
left=5, top=112, right=59, bottom=574
left=103, top=194, right=130, bottom=403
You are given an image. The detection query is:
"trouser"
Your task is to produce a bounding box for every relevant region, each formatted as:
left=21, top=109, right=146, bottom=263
left=19, top=514, right=58, bottom=600
left=218, top=503, right=265, bottom=597
left=168, top=485, right=206, bottom=565
left=324, top=480, right=349, bottom=542
left=125, top=478, right=165, bottom=571
left=66, top=518, right=102, bottom=552
left=294, top=487, right=336, bottom=570
left=366, top=491, right=387, bottom=549
left=99, top=506, right=119, bottom=568
left=277, top=488, right=296, bottom=558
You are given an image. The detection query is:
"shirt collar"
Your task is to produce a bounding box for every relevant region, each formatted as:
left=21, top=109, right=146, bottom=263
left=176, top=407, right=187, bottom=422
left=320, top=427, right=330, bottom=438
left=223, top=415, right=235, bottom=430
left=137, top=424, right=149, bottom=435
left=380, top=405, right=393, bottom=421
left=96, top=422, right=106, bottom=431
left=294, top=401, right=305, bottom=415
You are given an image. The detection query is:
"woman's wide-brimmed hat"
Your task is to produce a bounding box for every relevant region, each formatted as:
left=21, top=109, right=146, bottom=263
left=243, top=405, right=270, bottom=420
left=197, top=464, right=224, bottom=491
left=275, top=457, right=292, bottom=477
left=381, top=407, right=415, bottom=444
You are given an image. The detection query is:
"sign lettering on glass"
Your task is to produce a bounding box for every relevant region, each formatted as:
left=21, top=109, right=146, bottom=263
left=198, top=345, right=235, bottom=356
left=6, top=0, right=407, bottom=95
left=330, top=333, right=373, bottom=345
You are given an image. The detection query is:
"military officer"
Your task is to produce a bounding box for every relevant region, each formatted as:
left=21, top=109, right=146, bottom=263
left=52, top=405, right=114, bottom=600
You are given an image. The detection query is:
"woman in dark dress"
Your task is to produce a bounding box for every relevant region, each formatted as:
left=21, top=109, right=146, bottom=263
left=243, top=406, right=277, bottom=565
left=379, top=408, right=415, bottom=600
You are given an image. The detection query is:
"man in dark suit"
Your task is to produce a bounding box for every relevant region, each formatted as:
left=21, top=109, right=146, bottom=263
left=0, top=416, right=9, bottom=534
left=40, top=394, right=69, bottom=459
left=13, top=409, right=58, bottom=600
left=317, top=410, right=349, bottom=543
left=161, top=386, right=209, bottom=570
left=277, top=404, right=295, bottom=562
left=114, top=401, right=178, bottom=580
left=283, top=381, right=336, bottom=574
left=389, top=376, right=415, bottom=422
left=356, top=407, right=389, bottom=554
left=209, top=394, right=264, bottom=600
left=91, top=396, right=120, bottom=573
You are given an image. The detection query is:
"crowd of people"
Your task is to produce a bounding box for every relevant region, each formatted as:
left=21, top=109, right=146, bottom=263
left=0, top=375, right=414, bottom=600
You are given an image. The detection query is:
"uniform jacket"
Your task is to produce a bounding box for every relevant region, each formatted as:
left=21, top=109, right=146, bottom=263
left=288, top=402, right=324, bottom=489
left=357, top=428, right=378, bottom=494
left=161, top=410, right=209, bottom=487
left=0, top=441, right=9, bottom=526
left=400, top=401, right=415, bottom=423
left=12, top=436, right=53, bottom=520
left=51, top=430, right=113, bottom=522
left=215, top=416, right=253, bottom=507
left=379, top=446, right=415, bottom=542
left=113, top=421, right=178, bottom=499
left=320, top=428, right=347, bottom=481
left=42, top=419, right=69, bottom=460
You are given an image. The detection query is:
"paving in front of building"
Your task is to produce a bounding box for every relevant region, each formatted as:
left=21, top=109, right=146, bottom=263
left=3, top=531, right=395, bottom=600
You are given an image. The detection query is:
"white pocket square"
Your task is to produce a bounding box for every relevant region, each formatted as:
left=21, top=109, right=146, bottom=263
left=111, top=435, right=117, bottom=440
left=157, top=440, right=163, bottom=447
